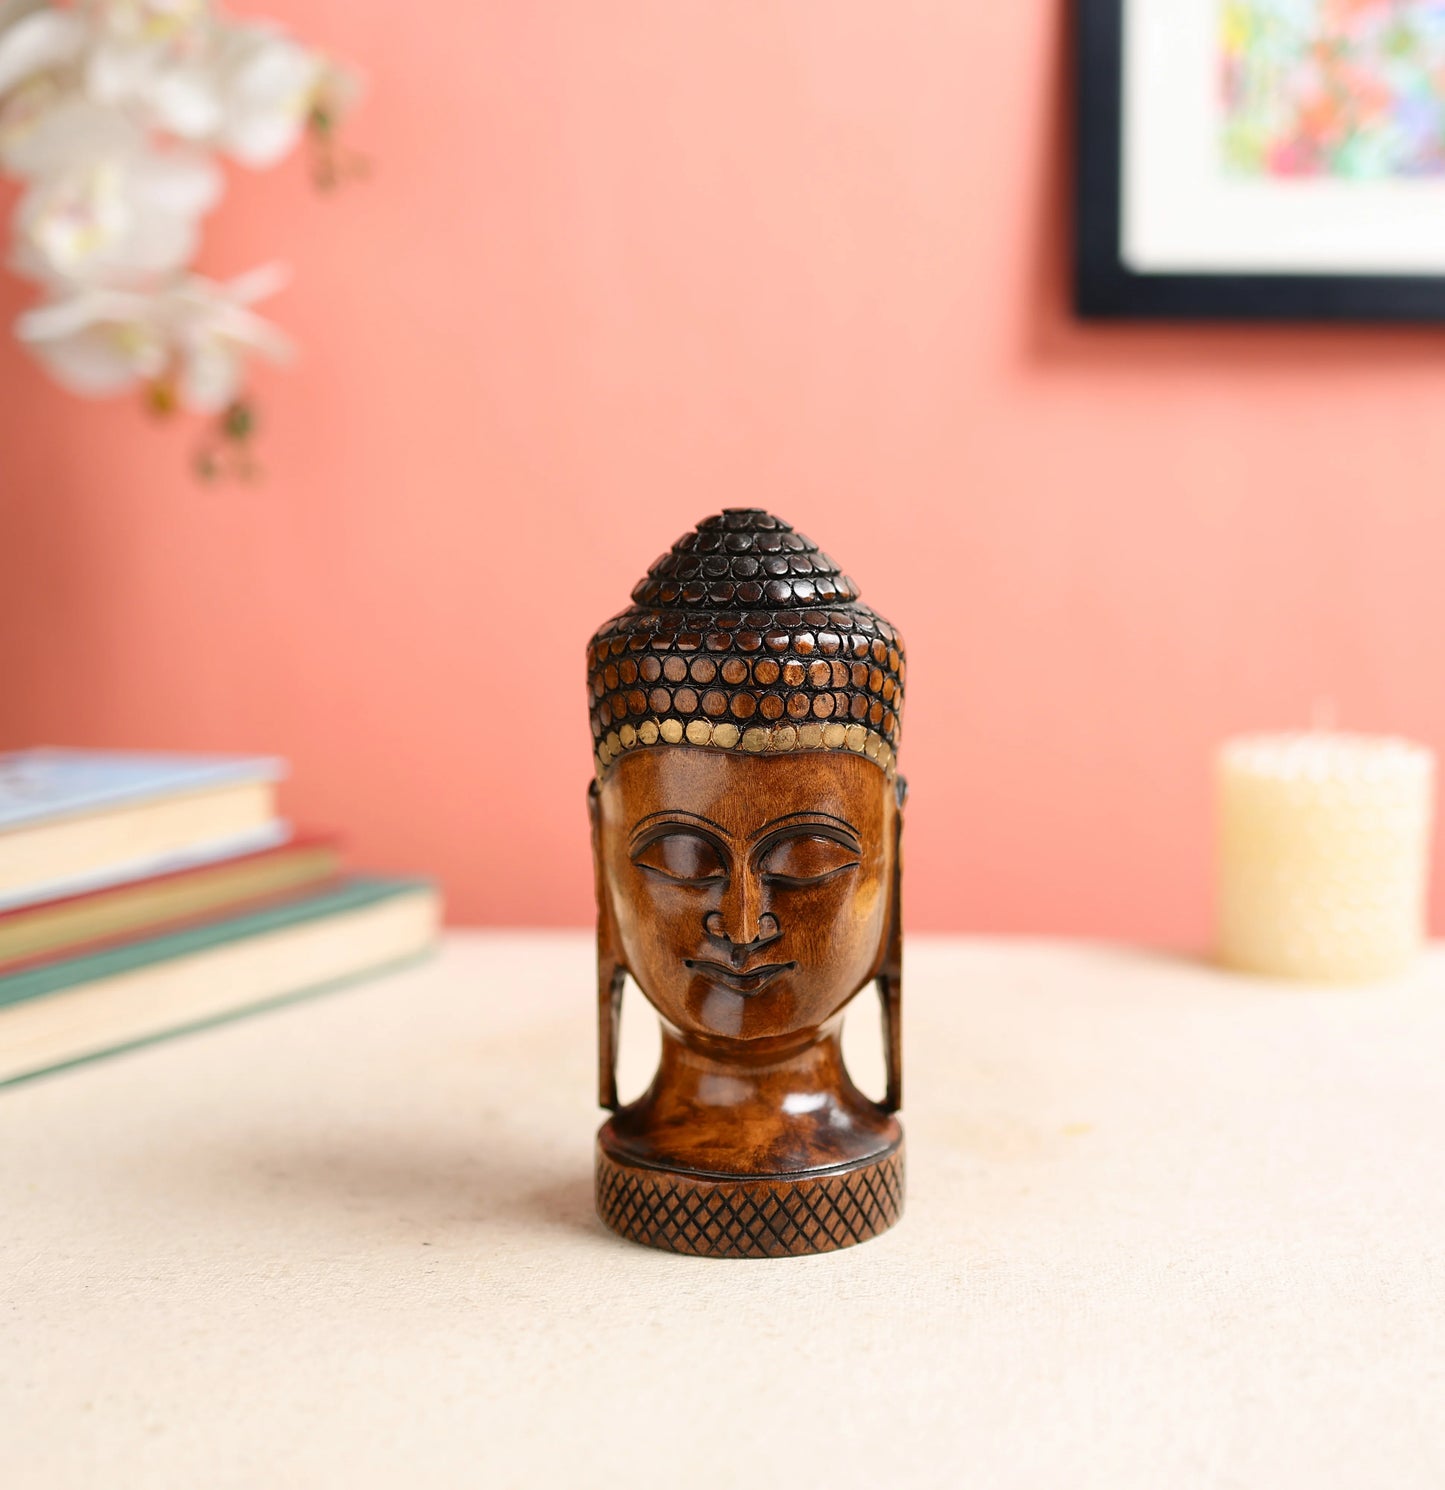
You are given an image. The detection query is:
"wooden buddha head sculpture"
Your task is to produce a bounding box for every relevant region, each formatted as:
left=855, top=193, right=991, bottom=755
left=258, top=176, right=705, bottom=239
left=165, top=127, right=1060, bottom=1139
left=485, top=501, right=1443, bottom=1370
left=587, top=509, right=906, bottom=1258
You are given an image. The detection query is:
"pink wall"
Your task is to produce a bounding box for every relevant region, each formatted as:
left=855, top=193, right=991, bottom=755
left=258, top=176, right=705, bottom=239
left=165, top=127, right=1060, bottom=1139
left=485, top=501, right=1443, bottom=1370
left=3, top=2, right=1444, bottom=943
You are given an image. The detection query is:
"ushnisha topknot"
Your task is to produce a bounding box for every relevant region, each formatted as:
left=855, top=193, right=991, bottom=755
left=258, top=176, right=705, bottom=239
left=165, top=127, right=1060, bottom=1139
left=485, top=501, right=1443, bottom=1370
left=587, top=509, right=905, bottom=779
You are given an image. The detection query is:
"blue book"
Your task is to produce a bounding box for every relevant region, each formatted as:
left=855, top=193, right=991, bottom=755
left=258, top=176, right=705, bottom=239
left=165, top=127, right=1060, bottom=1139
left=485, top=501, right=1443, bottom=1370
left=0, top=749, right=288, bottom=912
left=0, top=748, right=284, bottom=829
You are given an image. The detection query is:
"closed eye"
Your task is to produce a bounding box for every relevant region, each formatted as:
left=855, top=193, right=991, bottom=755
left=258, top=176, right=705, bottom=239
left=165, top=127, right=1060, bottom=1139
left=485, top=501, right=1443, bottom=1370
left=631, top=829, right=727, bottom=884
left=758, top=833, right=860, bottom=888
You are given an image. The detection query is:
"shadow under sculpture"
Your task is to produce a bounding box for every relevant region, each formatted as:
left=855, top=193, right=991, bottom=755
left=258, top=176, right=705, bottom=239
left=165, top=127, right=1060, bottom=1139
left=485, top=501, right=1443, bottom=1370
left=587, top=509, right=907, bottom=1258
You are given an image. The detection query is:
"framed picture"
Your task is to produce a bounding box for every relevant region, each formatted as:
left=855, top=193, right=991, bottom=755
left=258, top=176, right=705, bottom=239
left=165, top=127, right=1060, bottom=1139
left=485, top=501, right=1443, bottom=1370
left=1076, top=0, right=1445, bottom=320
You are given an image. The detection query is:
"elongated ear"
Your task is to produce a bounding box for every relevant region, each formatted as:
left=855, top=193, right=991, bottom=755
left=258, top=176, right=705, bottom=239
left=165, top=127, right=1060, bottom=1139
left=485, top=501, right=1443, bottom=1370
left=589, top=778, right=627, bottom=1112
left=878, top=775, right=905, bottom=1113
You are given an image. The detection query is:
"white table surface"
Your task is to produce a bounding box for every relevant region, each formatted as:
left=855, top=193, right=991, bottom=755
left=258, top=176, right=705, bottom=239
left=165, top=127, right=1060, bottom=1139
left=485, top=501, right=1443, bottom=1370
left=4, top=931, right=1444, bottom=1489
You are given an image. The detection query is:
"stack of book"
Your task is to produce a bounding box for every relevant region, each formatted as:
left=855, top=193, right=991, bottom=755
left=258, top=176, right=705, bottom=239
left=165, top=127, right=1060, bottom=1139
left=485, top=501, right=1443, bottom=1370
left=0, top=748, right=438, bottom=1087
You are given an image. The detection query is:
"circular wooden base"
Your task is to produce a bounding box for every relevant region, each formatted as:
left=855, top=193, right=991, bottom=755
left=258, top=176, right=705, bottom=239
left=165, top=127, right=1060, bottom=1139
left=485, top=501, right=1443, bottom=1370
left=595, top=1139, right=905, bottom=1259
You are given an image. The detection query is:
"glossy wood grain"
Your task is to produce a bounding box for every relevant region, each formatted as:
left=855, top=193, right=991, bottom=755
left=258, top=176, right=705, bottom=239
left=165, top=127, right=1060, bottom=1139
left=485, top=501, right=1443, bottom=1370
left=588, top=509, right=906, bottom=1257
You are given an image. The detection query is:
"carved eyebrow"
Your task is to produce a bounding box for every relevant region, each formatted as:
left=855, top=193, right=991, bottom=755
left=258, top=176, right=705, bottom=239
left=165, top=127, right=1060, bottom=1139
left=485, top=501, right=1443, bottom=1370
left=628, top=809, right=730, bottom=845
left=750, top=811, right=861, bottom=845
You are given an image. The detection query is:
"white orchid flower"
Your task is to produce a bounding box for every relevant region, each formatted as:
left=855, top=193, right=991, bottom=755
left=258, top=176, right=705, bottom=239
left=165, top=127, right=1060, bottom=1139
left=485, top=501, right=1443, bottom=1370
left=82, top=0, right=222, bottom=141
left=17, top=263, right=291, bottom=408
left=0, top=3, right=85, bottom=99
left=14, top=282, right=167, bottom=392
left=212, top=23, right=325, bottom=167
left=0, top=1, right=359, bottom=471
left=86, top=42, right=222, bottom=141
left=0, top=2, right=87, bottom=168
left=13, top=117, right=221, bottom=283
left=83, top=1, right=210, bottom=47
left=5, top=94, right=129, bottom=175
left=0, top=71, right=64, bottom=167
left=164, top=262, right=291, bottom=410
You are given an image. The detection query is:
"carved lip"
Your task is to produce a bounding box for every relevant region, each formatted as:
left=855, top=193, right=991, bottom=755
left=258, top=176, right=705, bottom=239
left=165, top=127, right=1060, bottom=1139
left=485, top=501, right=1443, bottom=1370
left=684, top=959, right=796, bottom=995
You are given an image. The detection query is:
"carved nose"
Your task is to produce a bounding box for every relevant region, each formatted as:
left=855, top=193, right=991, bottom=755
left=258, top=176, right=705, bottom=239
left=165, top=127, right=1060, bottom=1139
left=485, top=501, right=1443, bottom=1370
left=705, top=867, right=781, bottom=963
left=703, top=908, right=781, bottom=966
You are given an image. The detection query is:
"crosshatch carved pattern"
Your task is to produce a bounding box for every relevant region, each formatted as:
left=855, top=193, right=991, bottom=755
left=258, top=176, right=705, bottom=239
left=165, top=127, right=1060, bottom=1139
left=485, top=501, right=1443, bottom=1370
left=595, top=1145, right=905, bottom=1258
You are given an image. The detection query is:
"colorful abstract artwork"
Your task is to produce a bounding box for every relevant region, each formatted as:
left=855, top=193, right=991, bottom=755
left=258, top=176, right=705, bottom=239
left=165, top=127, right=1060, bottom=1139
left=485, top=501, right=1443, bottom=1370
left=1221, top=0, right=1445, bottom=177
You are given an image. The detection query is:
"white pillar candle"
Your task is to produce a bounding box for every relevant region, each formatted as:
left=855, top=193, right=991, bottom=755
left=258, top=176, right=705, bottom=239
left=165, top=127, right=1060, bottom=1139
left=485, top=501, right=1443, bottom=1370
left=1216, top=732, right=1436, bottom=983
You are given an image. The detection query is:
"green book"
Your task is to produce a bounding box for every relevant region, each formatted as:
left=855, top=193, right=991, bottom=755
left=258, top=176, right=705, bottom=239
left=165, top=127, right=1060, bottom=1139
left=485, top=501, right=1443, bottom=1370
left=0, top=876, right=439, bottom=1088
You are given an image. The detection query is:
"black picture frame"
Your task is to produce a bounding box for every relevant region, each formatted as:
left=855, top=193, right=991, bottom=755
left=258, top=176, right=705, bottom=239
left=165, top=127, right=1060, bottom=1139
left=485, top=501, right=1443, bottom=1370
left=1074, top=0, right=1445, bottom=322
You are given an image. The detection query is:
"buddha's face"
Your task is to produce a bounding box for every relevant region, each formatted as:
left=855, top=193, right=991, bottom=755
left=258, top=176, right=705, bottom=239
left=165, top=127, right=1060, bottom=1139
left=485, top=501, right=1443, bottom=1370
left=594, top=747, right=899, bottom=1046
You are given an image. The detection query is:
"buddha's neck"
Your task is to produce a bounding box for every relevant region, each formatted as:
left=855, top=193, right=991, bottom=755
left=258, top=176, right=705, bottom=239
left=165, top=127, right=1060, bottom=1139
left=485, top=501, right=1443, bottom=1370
left=608, top=1015, right=897, bottom=1175
left=649, top=1021, right=849, bottom=1114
